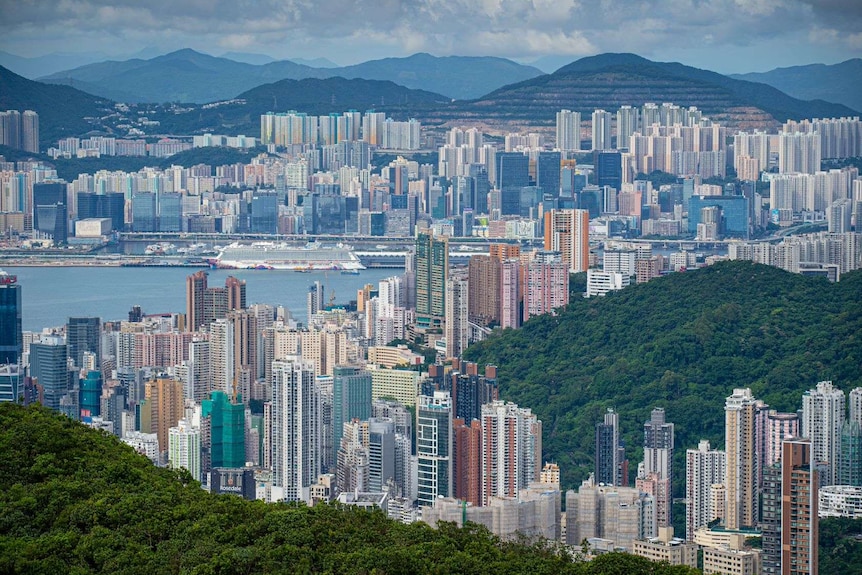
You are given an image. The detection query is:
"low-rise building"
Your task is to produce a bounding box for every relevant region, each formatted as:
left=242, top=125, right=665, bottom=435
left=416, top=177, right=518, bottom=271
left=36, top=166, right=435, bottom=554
left=632, top=527, right=698, bottom=568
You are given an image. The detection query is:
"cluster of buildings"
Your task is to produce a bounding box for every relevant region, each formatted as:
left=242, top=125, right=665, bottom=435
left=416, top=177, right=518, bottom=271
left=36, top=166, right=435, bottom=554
left=260, top=111, right=422, bottom=150
left=48, top=133, right=258, bottom=159
left=0, top=110, right=39, bottom=154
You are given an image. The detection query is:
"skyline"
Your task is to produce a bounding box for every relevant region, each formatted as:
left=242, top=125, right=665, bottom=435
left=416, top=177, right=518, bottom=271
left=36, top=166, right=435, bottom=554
left=0, top=0, right=860, bottom=74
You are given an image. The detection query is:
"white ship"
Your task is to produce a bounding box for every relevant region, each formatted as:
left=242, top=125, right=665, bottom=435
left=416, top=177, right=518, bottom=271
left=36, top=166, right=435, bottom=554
left=212, top=242, right=365, bottom=271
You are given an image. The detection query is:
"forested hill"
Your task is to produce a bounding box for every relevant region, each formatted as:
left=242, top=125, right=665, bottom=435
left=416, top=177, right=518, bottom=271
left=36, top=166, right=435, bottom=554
left=464, top=261, right=862, bottom=491
left=0, top=404, right=699, bottom=574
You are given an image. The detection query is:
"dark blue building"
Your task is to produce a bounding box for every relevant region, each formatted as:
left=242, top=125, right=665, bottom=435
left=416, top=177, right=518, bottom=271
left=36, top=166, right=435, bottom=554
left=158, top=193, right=183, bottom=232
left=536, top=151, right=562, bottom=197
left=33, top=182, right=68, bottom=243
left=131, top=192, right=157, bottom=232
left=594, top=151, right=622, bottom=193
left=250, top=193, right=278, bottom=234
left=77, top=192, right=125, bottom=232
left=496, top=153, right=529, bottom=215
left=0, top=273, right=22, bottom=365
left=688, top=195, right=750, bottom=239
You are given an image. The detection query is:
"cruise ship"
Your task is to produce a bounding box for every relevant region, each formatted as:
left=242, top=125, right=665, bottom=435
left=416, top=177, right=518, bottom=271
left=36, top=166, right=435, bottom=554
left=212, top=242, right=365, bottom=271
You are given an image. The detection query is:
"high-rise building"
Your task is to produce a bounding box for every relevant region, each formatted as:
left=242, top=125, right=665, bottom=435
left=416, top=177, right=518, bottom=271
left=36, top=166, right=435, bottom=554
left=332, top=365, right=372, bottom=463
left=416, top=391, right=453, bottom=507
left=544, top=208, right=590, bottom=273
left=725, top=387, right=758, bottom=530
left=536, top=151, right=562, bottom=197
left=33, top=182, right=68, bottom=243
left=838, top=420, right=862, bottom=486
left=185, top=272, right=245, bottom=332
left=444, top=275, right=469, bottom=358
left=144, top=377, right=185, bottom=454
left=591, top=109, right=613, bottom=151
left=168, top=419, right=201, bottom=482
left=523, top=252, right=569, bottom=322
left=272, top=357, right=322, bottom=502
left=596, top=408, right=626, bottom=486
left=499, top=259, right=520, bottom=330
left=453, top=417, right=482, bottom=506
left=414, top=232, right=448, bottom=329
left=566, top=475, right=656, bottom=550
left=66, top=317, right=100, bottom=369
left=556, top=110, right=581, bottom=151
left=616, top=106, right=639, bottom=149
left=761, top=462, right=782, bottom=575
left=307, top=281, right=325, bottom=320
left=595, top=150, right=623, bottom=193
left=78, top=370, right=102, bottom=417
left=0, top=364, right=22, bottom=403
left=467, top=255, right=501, bottom=327
left=201, top=390, right=245, bottom=470
left=802, top=381, right=845, bottom=486
left=480, top=400, right=541, bottom=505
left=0, top=272, right=22, bottom=365
left=496, top=152, right=529, bottom=215
left=781, top=438, right=819, bottom=575
left=29, top=336, right=74, bottom=411
left=850, top=388, right=862, bottom=424
left=686, top=440, right=726, bottom=540
left=643, top=407, right=674, bottom=527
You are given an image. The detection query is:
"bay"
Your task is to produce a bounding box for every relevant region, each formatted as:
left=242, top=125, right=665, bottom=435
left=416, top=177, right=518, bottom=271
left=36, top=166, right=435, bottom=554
left=4, top=266, right=401, bottom=332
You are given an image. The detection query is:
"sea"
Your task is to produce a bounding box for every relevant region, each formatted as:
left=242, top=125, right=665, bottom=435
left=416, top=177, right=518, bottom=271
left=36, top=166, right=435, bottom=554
left=4, top=266, right=402, bottom=332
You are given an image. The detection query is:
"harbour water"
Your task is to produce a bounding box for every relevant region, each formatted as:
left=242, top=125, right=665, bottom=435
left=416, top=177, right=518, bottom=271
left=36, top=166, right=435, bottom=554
left=5, top=266, right=401, bottom=332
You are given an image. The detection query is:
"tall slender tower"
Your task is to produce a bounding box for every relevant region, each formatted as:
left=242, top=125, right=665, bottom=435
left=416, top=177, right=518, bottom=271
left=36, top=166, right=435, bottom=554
left=802, top=381, right=845, bottom=486
left=0, top=272, right=22, bottom=365
left=643, top=407, right=674, bottom=527
left=781, top=438, right=819, bottom=575
left=480, top=400, right=541, bottom=505
left=416, top=391, right=453, bottom=507
left=272, top=357, right=321, bottom=503
left=544, top=209, right=590, bottom=273
left=725, top=388, right=758, bottom=530
left=686, top=440, right=726, bottom=540
left=596, top=408, right=625, bottom=486
left=414, top=232, right=448, bottom=329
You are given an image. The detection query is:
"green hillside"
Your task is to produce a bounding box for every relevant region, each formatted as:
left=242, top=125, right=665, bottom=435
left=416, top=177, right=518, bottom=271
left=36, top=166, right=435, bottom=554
left=0, top=403, right=700, bottom=574
left=464, top=261, right=862, bottom=492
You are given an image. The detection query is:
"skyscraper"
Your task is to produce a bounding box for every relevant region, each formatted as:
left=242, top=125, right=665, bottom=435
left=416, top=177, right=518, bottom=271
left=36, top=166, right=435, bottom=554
left=802, top=380, right=845, bottom=486
left=0, top=272, right=22, bottom=365
left=556, top=110, right=581, bottom=151
left=495, top=152, right=529, bottom=215
left=596, top=408, right=625, bottom=486
left=66, top=317, right=101, bottom=369
left=616, top=106, right=639, bottom=149
left=33, top=182, right=68, bottom=243
left=499, top=259, right=520, bottom=330
left=725, top=387, right=758, bottom=530
left=414, top=232, right=448, bottom=329
left=544, top=208, right=590, bottom=273
left=29, top=336, right=74, bottom=411
left=643, top=407, right=674, bottom=527
left=272, top=357, right=322, bottom=502
left=332, top=365, right=372, bottom=463
left=416, top=391, right=453, bottom=507
left=838, top=420, right=862, bottom=487
left=686, top=440, right=726, bottom=540
left=523, top=252, right=569, bottom=322
left=480, top=400, right=541, bottom=505
left=201, top=390, right=246, bottom=471
left=169, top=419, right=201, bottom=482
left=185, top=272, right=245, bottom=332
left=781, top=438, right=819, bottom=575
left=467, top=255, right=501, bottom=327
left=591, top=109, right=612, bottom=151
left=144, top=377, right=185, bottom=454
left=536, top=151, right=562, bottom=197
left=444, top=275, right=469, bottom=359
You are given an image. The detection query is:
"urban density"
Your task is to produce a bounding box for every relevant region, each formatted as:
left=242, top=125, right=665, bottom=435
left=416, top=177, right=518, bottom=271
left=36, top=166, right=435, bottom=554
left=1, top=17, right=861, bottom=574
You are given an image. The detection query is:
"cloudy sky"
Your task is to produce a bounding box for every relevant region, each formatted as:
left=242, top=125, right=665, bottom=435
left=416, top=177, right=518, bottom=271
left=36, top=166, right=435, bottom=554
left=1, top=0, right=860, bottom=73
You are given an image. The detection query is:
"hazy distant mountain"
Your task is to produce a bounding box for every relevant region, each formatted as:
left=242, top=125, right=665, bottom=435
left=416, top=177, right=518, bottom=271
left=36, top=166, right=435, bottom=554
left=331, top=53, right=543, bottom=99
left=0, top=65, right=112, bottom=146
left=0, top=51, right=113, bottom=79
left=40, top=49, right=543, bottom=103
left=220, top=51, right=277, bottom=65
left=428, top=53, right=855, bottom=129
left=289, top=57, right=339, bottom=68
left=730, top=59, right=862, bottom=114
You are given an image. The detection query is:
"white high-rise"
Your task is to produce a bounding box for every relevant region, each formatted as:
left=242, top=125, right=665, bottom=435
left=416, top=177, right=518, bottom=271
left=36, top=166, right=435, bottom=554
left=850, top=388, right=862, bottom=424
left=778, top=131, right=821, bottom=174
left=802, top=380, right=845, bottom=485
left=556, top=109, right=581, bottom=151
left=725, top=388, right=758, bottom=530
left=616, top=106, right=639, bottom=150
left=685, top=440, right=726, bottom=540
left=272, top=357, right=322, bottom=502
left=480, top=400, right=542, bottom=505
left=209, top=319, right=234, bottom=396
left=592, top=109, right=613, bottom=151
left=168, top=419, right=201, bottom=482
left=444, top=276, right=468, bottom=359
